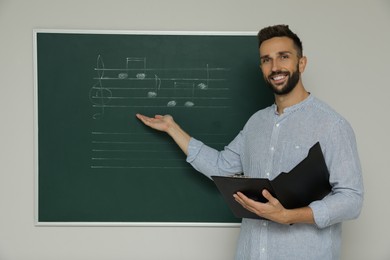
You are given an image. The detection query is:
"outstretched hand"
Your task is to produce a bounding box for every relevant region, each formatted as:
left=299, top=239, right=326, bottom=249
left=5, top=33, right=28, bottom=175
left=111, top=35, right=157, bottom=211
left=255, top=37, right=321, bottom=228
left=135, top=113, right=191, bottom=155
left=136, top=113, right=174, bottom=133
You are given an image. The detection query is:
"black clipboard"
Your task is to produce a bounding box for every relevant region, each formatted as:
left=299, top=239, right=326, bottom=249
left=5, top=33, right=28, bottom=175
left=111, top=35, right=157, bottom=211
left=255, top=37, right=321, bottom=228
left=212, top=142, right=332, bottom=219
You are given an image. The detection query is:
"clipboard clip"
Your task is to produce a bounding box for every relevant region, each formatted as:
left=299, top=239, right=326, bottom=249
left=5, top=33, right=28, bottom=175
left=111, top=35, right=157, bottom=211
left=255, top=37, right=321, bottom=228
left=230, top=173, right=249, bottom=178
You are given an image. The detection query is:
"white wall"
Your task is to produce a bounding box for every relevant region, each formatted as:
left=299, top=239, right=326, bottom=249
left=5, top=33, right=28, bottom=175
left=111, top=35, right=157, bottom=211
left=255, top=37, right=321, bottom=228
left=1, top=0, right=389, bottom=259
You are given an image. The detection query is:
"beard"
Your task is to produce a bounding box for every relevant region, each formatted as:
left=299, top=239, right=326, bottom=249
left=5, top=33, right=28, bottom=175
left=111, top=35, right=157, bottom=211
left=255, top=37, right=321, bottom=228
left=264, top=64, right=300, bottom=95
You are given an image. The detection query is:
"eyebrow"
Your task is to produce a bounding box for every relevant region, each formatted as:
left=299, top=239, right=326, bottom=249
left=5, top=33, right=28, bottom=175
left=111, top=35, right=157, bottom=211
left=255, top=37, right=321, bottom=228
left=260, top=51, right=293, bottom=60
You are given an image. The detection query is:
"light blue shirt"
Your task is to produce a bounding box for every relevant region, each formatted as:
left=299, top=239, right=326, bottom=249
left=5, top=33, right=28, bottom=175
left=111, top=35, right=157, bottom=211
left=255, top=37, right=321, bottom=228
left=186, top=94, right=364, bottom=260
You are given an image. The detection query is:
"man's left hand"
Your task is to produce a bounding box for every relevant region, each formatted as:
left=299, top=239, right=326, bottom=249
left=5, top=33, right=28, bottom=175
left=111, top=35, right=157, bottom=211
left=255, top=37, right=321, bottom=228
left=233, top=189, right=290, bottom=224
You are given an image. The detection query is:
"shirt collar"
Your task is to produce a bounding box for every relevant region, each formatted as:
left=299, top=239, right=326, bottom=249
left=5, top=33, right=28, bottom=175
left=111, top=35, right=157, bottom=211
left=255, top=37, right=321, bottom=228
left=272, top=93, right=313, bottom=116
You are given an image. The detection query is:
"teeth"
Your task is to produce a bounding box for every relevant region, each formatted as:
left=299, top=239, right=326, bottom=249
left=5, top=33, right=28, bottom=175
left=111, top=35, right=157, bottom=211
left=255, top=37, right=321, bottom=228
left=272, top=75, right=285, bottom=81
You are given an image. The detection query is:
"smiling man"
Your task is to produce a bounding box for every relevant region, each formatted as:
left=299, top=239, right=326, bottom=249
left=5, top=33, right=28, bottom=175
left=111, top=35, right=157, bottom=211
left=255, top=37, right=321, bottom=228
left=136, top=25, right=364, bottom=260
left=258, top=27, right=308, bottom=114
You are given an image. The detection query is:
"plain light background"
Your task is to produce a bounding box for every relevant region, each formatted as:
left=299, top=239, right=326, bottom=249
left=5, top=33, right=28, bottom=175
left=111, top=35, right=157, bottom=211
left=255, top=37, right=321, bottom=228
left=1, top=0, right=389, bottom=259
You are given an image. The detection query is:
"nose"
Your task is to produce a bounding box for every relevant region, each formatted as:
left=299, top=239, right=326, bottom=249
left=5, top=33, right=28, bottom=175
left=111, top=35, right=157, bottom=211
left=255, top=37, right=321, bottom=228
left=271, top=59, right=280, bottom=72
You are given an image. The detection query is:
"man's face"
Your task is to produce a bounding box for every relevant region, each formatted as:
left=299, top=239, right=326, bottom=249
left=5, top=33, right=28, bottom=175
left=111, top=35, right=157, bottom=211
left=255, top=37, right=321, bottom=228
left=259, top=37, right=303, bottom=95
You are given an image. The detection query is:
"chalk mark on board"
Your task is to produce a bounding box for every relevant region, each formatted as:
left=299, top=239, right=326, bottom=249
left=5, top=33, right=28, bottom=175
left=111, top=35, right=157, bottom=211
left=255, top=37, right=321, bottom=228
left=89, top=55, right=231, bottom=119
left=88, top=55, right=113, bottom=119
left=90, top=131, right=229, bottom=169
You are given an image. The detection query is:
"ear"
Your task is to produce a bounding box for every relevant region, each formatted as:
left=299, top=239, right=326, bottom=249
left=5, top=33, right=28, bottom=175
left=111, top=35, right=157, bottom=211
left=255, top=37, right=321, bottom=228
left=298, top=56, right=307, bottom=73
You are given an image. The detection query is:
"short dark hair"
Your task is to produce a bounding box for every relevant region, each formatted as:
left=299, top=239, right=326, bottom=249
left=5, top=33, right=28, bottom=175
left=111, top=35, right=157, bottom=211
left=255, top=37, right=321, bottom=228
left=257, top=25, right=303, bottom=57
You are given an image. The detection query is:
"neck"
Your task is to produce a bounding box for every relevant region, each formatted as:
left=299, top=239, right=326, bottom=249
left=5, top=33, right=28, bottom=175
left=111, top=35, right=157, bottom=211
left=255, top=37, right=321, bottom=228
left=274, top=82, right=309, bottom=114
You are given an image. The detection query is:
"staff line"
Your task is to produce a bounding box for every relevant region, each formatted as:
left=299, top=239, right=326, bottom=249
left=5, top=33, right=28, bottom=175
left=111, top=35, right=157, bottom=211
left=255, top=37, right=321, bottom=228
left=92, top=105, right=231, bottom=108
left=92, top=141, right=226, bottom=145
left=91, top=157, right=184, bottom=161
left=91, top=166, right=192, bottom=169
left=91, top=132, right=229, bottom=136
left=90, top=87, right=230, bottom=91
left=93, top=77, right=227, bottom=81
left=94, top=68, right=230, bottom=71
left=92, top=149, right=182, bottom=152
left=91, top=96, right=230, bottom=100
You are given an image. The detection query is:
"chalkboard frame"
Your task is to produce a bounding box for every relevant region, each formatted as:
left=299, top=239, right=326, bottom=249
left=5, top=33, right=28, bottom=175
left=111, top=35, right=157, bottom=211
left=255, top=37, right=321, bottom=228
left=33, top=29, right=271, bottom=227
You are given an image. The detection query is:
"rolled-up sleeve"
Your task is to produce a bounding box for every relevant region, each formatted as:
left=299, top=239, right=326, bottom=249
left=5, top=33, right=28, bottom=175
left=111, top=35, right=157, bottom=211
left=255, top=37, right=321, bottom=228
left=186, top=134, right=244, bottom=179
left=309, top=119, right=364, bottom=229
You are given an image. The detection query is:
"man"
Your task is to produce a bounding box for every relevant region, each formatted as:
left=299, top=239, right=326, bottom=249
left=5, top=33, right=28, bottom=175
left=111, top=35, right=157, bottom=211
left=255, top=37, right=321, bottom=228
left=136, top=25, right=364, bottom=260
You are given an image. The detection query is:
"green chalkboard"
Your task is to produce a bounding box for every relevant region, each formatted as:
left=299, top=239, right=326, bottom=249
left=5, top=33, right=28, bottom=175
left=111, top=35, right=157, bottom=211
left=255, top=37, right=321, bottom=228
left=34, top=30, right=273, bottom=224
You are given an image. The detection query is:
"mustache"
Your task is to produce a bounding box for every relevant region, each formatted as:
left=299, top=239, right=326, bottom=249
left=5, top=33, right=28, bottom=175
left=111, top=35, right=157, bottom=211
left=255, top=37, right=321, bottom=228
left=268, top=71, right=290, bottom=78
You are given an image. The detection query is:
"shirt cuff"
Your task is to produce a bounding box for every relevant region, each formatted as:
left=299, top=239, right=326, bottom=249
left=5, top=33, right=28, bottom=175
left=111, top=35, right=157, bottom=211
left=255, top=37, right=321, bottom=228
left=309, top=200, right=331, bottom=229
left=186, top=137, right=203, bottom=163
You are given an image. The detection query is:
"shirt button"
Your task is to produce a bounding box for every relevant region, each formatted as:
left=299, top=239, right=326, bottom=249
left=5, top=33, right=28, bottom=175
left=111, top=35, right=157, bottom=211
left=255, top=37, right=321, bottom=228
left=261, top=248, right=266, bottom=253
left=270, top=146, right=274, bottom=151
left=276, top=123, right=280, bottom=127
left=263, top=222, right=267, bottom=226
left=266, top=172, right=270, bottom=177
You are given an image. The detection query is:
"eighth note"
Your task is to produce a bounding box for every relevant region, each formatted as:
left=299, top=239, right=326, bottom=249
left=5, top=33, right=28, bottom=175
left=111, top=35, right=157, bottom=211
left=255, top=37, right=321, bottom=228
left=147, top=74, right=161, bottom=98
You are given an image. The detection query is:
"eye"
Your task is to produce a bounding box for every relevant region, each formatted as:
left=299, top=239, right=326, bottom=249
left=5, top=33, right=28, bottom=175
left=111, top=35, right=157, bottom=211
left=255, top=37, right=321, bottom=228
left=281, top=54, right=289, bottom=60
left=261, top=57, right=270, bottom=64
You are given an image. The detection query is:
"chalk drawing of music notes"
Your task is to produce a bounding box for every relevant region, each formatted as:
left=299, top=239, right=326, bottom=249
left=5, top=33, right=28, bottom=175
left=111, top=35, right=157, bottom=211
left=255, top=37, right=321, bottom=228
left=167, top=81, right=207, bottom=107
left=116, top=57, right=147, bottom=80
left=147, top=75, right=161, bottom=98
left=89, top=55, right=112, bottom=119
left=185, top=81, right=210, bottom=107
left=127, top=57, right=147, bottom=79
left=89, top=55, right=231, bottom=118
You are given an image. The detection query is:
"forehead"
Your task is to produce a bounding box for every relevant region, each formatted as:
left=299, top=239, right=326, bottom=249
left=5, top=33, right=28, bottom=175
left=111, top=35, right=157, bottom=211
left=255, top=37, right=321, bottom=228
left=259, top=37, right=297, bottom=56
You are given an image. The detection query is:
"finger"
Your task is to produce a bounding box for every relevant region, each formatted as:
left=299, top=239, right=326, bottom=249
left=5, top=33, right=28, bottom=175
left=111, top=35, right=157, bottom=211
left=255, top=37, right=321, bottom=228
left=233, top=193, right=247, bottom=206
left=234, top=193, right=259, bottom=214
left=136, top=114, right=155, bottom=126
left=136, top=113, right=150, bottom=121
left=135, top=113, right=146, bottom=122
left=235, top=192, right=255, bottom=207
left=235, top=192, right=248, bottom=202
left=233, top=193, right=242, bottom=203
left=262, top=189, right=278, bottom=204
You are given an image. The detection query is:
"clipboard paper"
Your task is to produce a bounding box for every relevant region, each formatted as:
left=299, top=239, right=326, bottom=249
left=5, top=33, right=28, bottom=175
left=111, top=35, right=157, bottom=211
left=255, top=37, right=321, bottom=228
left=211, top=142, right=331, bottom=219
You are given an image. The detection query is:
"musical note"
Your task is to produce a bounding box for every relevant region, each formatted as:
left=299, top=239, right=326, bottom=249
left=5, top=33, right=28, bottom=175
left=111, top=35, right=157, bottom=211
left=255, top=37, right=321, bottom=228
left=89, top=56, right=232, bottom=170
left=89, top=56, right=230, bottom=114
left=182, top=81, right=209, bottom=107
left=118, top=72, right=128, bottom=79
left=126, top=57, right=146, bottom=79
left=167, top=100, right=177, bottom=107
left=182, top=64, right=210, bottom=107
left=147, top=75, right=161, bottom=98
left=197, top=83, right=208, bottom=90
left=89, top=55, right=112, bottom=119
left=184, top=101, right=195, bottom=107
left=167, top=82, right=181, bottom=107
left=183, top=82, right=195, bottom=107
